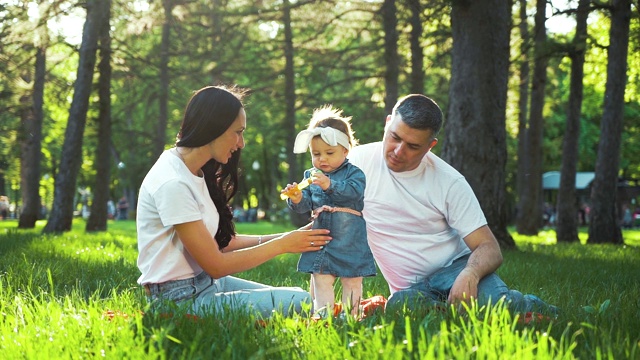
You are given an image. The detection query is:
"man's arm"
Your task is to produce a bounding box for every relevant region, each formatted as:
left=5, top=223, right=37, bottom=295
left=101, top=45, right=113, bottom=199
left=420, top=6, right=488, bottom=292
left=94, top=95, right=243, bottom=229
left=447, top=225, right=503, bottom=304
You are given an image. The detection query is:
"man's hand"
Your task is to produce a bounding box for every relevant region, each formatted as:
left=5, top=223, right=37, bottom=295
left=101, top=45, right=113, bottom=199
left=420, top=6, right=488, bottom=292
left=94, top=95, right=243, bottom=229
left=448, top=268, right=480, bottom=305
left=448, top=225, right=503, bottom=306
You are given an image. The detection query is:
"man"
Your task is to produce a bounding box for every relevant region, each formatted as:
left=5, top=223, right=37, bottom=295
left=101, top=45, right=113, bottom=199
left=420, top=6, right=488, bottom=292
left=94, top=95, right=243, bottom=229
left=117, top=196, right=129, bottom=220
left=349, top=94, right=556, bottom=315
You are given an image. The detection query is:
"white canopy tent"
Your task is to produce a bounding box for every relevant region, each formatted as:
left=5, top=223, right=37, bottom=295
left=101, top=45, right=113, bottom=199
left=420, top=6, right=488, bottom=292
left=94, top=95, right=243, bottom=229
left=542, top=171, right=595, bottom=190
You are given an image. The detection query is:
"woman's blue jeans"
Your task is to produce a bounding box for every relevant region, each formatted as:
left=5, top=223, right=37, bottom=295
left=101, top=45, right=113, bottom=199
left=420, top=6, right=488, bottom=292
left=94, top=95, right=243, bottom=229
left=386, top=254, right=557, bottom=316
left=147, top=272, right=311, bottom=318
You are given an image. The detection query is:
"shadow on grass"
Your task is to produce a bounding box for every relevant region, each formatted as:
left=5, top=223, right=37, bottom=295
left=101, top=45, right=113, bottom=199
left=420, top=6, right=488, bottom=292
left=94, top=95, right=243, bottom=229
left=1, top=220, right=141, bottom=300
left=0, top=223, right=42, bottom=253
left=498, top=244, right=640, bottom=334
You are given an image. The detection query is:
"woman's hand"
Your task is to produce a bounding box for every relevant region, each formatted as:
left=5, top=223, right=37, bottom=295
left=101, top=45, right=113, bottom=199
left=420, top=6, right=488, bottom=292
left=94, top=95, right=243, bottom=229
left=276, top=228, right=331, bottom=253
left=177, top=221, right=330, bottom=279
left=298, top=222, right=313, bottom=230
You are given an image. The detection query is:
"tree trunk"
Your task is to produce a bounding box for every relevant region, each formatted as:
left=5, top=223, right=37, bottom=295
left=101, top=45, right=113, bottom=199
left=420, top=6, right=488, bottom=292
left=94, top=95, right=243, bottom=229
left=382, top=0, right=398, bottom=115
left=86, top=0, right=112, bottom=232
left=516, top=0, right=548, bottom=235
left=153, top=0, right=172, bottom=161
left=261, top=146, right=274, bottom=219
left=442, top=0, right=514, bottom=249
left=516, top=0, right=530, bottom=227
left=283, top=0, right=296, bottom=184
left=18, top=37, right=45, bottom=228
left=282, top=0, right=306, bottom=227
left=0, top=167, right=6, bottom=200
left=588, top=0, right=631, bottom=244
left=408, top=0, right=423, bottom=94
left=43, top=0, right=101, bottom=233
left=209, top=0, right=226, bottom=84
left=556, top=0, right=590, bottom=243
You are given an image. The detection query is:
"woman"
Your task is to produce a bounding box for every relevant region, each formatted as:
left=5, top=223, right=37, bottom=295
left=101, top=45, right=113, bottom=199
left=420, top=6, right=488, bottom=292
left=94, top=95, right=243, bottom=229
left=136, top=85, right=331, bottom=318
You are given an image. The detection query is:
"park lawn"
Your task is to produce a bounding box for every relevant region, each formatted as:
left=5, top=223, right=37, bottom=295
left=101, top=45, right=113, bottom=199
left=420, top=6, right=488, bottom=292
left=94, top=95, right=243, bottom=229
left=0, top=219, right=638, bottom=359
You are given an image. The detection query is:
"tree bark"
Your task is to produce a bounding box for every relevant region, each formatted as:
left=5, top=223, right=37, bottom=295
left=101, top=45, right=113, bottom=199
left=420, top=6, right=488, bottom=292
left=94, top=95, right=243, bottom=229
left=588, top=0, right=631, bottom=244
left=382, top=0, right=398, bottom=115
left=556, top=0, right=590, bottom=243
left=516, top=0, right=530, bottom=228
left=282, top=0, right=306, bottom=227
left=18, top=32, right=46, bottom=228
left=442, top=0, right=515, bottom=249
left=516, top=0, right=548, bottom=235
left=86, top=0, right=112, bottom=232
left=43, top=0, right=101, bottom=233
left=153, top=0, right=172, bottom=161
left=408, top=0, right=423, bottom=94
left=209, top=0, right=227, bottom=84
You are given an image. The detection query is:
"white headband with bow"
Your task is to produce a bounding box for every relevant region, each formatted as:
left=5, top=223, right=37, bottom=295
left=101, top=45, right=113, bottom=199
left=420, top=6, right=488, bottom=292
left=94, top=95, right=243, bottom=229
left=293, top=127, right=351, bottom=154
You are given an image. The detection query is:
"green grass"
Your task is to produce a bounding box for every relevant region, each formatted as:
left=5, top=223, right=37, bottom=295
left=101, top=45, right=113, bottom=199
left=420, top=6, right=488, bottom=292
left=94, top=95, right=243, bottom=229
left=1, top=219, right=639, bottom=359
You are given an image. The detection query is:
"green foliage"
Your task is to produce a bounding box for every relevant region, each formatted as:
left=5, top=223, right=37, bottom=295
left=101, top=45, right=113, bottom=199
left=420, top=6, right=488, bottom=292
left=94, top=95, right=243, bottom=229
left=1, top=220, right=639, bottom=358
left=579, top=10, right=640, bottom=179
left=2, top=1, right=639, bottom=222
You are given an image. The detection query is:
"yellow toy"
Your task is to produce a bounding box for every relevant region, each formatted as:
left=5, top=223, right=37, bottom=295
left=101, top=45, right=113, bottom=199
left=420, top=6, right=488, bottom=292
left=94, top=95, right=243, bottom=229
left=280, top=170, right=320, bottom=200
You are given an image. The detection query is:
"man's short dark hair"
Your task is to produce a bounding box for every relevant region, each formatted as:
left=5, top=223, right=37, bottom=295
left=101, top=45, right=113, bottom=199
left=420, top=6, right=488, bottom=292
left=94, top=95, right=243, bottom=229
left=392, top=94, right=443, bottom=136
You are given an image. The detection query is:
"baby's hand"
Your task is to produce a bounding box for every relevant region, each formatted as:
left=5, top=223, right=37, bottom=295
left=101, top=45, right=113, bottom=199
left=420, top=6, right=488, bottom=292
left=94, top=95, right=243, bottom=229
left=312, top=172, right=330, bottom=191
left=281, top=183, right=303, bottom=203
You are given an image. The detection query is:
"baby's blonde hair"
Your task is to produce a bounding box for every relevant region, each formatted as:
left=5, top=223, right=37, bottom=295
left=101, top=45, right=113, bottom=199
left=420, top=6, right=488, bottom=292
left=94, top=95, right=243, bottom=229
left=307, top=105, right=358, bottom=147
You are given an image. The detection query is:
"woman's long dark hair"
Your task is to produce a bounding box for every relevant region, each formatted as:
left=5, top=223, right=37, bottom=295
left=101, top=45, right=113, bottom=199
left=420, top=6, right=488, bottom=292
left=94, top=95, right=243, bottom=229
left=175, top=86, right=247, bottom=249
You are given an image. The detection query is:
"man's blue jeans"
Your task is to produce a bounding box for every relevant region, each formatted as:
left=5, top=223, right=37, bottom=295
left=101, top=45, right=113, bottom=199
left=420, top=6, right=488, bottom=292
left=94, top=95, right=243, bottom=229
left=386, top=254, right=557, bottom=316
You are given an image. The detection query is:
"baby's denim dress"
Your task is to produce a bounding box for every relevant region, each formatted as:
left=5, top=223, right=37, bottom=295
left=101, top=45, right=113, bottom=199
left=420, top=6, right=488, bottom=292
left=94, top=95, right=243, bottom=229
left=288, top=160, right=376, bottom=278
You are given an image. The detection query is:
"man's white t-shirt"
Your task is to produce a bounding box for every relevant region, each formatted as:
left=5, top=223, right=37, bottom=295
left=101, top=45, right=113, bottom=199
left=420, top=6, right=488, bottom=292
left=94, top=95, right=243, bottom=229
left=348, top=142, right=487, bottom=294
left=136, top=150, right=219, bottom=285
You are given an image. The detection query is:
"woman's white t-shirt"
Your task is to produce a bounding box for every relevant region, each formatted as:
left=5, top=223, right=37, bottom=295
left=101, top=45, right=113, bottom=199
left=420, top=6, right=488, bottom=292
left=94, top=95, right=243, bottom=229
left=348, top=142, right=487, bottom=294
left=136, top=150, right=219, bottom=285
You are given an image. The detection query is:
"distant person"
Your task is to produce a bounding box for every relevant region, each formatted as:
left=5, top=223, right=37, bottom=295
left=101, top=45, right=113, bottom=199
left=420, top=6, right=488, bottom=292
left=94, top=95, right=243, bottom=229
left=232, top=206, right=246, bottom=222
left=622, top=206, right=633, bottom=229
left=136, top=85, right=331, bottom=318
left=581, top=203, right=591, bottom=225
left=0, top=196, right=9, bottom=220
left=117, top=196, right=129, bottom=220
left=82, top=204, right=90, bottom=219
left=348, top=94, right=558, bottom=317
left=246, top=208, right=258, bottom=222
left=39, top=202, right=48, bottom=220
left=107, top=200, right=116, bottom=220
left=283, top=105, right=375, bottom=316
